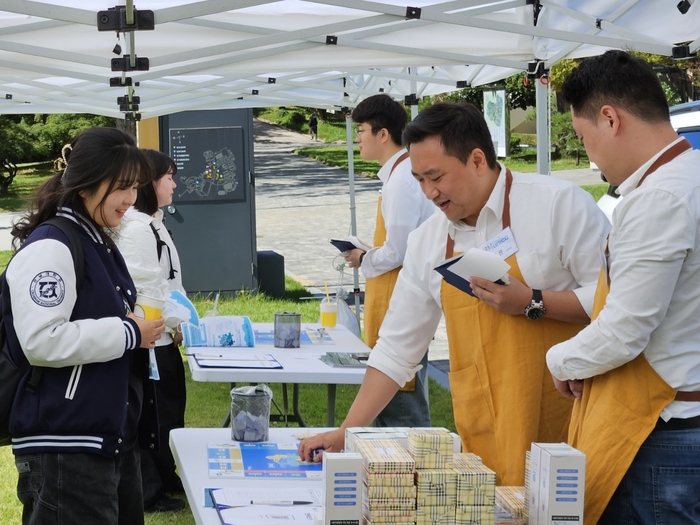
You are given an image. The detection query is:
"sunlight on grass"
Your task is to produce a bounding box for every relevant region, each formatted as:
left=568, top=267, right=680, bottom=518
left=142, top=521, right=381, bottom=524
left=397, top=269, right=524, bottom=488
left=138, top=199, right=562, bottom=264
left=0, top=164, right=54, bottom=213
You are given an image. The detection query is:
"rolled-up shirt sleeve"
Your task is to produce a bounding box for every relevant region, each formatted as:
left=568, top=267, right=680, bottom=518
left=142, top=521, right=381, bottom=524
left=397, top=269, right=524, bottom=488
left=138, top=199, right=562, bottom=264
left=366, top=229, right=443, bottom=386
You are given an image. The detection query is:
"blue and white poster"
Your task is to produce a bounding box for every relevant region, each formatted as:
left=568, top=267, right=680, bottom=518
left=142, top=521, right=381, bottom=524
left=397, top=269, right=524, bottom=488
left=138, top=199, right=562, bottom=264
left=483, top=89, right=507, bottom=158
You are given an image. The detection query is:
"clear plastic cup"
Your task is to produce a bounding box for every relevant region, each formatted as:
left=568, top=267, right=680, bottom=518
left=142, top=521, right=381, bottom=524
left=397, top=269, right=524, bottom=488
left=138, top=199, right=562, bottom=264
left=320, top=298, right=338, bottom=328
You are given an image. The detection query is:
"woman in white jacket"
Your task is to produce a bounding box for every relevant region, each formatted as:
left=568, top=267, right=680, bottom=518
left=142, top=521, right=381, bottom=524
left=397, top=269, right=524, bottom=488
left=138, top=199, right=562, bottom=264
left=115, top=150, right=187, bottom=513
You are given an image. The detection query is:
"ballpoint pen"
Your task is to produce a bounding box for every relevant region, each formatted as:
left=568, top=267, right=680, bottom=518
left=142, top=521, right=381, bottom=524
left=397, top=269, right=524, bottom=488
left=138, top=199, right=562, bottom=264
left=249, top=500, right=314, bottom=506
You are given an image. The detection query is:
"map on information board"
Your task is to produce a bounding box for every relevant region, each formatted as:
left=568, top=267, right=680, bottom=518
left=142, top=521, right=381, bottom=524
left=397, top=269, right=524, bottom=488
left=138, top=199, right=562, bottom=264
left=170, top=126, right=246, bottom=203
left=208, top=442, right=323, bottom=479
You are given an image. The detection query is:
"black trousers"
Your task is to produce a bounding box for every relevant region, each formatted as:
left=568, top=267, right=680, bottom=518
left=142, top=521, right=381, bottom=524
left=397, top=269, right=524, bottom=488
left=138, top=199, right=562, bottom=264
left=141, top=342, right=187, bottom=504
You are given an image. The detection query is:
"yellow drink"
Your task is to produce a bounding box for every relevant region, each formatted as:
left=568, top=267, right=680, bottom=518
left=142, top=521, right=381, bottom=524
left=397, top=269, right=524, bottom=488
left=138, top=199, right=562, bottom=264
left=320, top=310, right=337, bottom=328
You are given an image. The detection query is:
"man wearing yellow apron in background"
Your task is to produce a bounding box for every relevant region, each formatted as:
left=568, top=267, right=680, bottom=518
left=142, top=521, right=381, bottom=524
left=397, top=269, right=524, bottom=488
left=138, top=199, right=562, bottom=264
left=343, top=94, right=435, bottom=427
left=299, top=103, right=610, bottom=487
left=548, top=51, right=700, bottom=524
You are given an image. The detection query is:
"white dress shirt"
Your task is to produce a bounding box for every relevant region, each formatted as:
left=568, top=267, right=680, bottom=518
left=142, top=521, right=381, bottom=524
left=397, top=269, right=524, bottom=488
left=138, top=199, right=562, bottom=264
left=116, top=207, right=186, bottom=345
left=361, top=148, right=435, bottom=278
left=547, top=139, right=700, bottom=419
left=367, top=164, right=610, bottom=385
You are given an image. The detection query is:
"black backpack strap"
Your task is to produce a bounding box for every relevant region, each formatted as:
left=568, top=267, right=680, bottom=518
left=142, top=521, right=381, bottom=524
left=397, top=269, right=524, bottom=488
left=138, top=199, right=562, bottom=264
left=149, top=222, right=177, bottom=281
left=149, top=222, right=164, bottom=261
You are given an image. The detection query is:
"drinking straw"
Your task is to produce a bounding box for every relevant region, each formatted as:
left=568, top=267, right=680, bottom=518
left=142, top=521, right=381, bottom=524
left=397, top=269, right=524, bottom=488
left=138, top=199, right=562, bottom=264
left=324, top=282, right=331, bottom=302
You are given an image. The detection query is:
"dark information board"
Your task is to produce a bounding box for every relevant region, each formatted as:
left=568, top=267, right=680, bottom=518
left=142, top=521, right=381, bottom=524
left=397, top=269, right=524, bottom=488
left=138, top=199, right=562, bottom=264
left=169, top=126, right=246, bottom=203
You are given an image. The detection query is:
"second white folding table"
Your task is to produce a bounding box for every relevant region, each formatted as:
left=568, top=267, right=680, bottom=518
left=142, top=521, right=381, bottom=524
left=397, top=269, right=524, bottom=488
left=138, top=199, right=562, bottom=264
left=186, top=323, right=369, bottom=426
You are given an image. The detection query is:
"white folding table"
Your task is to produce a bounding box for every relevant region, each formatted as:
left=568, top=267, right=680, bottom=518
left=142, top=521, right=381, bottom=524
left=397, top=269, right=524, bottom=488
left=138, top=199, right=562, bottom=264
left=170, top=427, right=332, bottom=525
left=186, top=323, right=368, bottom=426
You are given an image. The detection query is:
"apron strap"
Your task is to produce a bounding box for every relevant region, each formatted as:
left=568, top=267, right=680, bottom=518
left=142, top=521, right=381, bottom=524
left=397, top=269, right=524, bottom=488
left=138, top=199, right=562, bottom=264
left=445, top=167, right=513, bottom=259
left=388, top=151, right=410, bottom=181
left=636, top=138, right=691, bottom=188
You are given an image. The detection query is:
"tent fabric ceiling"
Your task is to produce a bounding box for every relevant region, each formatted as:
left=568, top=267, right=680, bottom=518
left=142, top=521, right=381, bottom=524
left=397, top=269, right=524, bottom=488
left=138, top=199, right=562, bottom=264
left=0, top=0, right=697, bottom=118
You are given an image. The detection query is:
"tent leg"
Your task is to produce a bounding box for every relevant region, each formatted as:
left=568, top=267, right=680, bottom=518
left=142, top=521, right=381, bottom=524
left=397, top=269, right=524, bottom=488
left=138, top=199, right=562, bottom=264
left=536, top=76, right=550, bottom=175
left=345, top=112, right=362, bottom=321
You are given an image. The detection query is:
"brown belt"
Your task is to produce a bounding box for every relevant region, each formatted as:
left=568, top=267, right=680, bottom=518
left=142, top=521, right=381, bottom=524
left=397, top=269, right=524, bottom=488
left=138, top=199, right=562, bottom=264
left=675, top=391, right=700, bottom=402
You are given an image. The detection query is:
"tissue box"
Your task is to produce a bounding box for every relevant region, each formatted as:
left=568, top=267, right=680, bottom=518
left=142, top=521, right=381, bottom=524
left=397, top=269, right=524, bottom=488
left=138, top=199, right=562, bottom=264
left=416, top=505, right=456, bottom=525
left=455, top=504, right=495, bottom=525
left=364, top=469, right=416, bottom=487
left=452, top=462, right=496, bottom=506
left=354, top=439, right=415, bottom=475
left=415, top=469, right=457, bottom=507
left=495, top=486, right=526, bottom=519
left=347, top=427, right=461, bottom=455
left=365, top=484, right=417, bottom=499
left=408, top=429, right=454, bottom=469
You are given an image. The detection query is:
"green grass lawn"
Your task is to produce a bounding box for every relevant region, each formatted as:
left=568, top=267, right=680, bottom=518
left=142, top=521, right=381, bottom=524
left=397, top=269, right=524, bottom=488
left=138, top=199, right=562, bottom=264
left=0, top=271, right=455, bottom=524
left=0, top=163, right=54, bottom=213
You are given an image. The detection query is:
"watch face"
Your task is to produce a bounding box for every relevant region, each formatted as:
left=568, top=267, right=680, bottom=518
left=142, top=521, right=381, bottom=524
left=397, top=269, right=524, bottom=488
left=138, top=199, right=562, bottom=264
left=526, top=304, right=546, bottom=320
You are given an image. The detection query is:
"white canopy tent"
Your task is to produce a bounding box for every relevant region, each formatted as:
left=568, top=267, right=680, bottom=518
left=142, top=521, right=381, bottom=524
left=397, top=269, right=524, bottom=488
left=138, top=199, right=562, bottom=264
left=0, top=0, right=698, bottom=303
left=0, top=0, right=697, bottom=119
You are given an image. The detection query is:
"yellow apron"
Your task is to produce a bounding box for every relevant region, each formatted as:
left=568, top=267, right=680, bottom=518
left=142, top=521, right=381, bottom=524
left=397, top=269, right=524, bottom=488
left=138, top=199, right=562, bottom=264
left=363, top=152, right=415, bottom=391
left=442, top=169, right=584, bottom=485
left=568, top=139, right=693, bottom=524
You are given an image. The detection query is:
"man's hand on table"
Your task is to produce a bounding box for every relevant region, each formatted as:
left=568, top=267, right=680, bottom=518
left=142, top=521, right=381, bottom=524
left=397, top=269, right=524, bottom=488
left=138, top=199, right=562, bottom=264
left=298, top=428, right=345, bottom=463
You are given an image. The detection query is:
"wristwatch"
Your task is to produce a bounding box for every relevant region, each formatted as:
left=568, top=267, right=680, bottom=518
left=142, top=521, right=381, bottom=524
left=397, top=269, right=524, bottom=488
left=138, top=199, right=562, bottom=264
left=524, top=289, right=546, bottom=320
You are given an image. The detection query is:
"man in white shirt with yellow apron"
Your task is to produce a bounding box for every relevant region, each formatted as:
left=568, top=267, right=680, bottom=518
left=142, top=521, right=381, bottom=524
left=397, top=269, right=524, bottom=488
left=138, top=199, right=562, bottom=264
left=344, top=94, right=435, bottom=427
left=300, top=102, right=610, bottom=486
left=548, top=50, right=700, bottom=525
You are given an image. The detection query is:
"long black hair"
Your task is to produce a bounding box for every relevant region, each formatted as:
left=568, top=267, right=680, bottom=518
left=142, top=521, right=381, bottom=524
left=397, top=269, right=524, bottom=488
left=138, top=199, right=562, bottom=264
left=12, top=127, right=154, bottom=249
left=134, top=149, right=177, bottom=216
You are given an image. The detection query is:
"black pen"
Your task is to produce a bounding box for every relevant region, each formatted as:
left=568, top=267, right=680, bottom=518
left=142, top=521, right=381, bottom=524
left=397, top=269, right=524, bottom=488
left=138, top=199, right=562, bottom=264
left=249, top=500, right=314, bottom=506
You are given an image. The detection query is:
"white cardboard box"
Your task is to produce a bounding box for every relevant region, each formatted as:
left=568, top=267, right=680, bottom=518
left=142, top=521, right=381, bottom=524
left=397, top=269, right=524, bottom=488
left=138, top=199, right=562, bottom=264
left=323, top=452, right=363, bottom=525
left=537, top=444, right=586, bottom=525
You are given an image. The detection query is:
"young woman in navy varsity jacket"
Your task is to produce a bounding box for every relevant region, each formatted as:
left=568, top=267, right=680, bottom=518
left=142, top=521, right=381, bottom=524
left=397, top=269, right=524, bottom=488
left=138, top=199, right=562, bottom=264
left=4, top=127, right=166, bottom=525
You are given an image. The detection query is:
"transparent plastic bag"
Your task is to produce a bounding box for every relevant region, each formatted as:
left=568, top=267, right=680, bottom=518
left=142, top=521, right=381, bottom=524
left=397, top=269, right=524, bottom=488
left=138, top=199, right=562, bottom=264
left=230, top=384, right=273, bottom=442
left=334, top=287, right=361, bottom=338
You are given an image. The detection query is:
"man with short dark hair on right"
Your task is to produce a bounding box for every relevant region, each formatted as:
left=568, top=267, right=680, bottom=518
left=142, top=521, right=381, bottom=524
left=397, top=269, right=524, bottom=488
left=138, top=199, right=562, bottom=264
left=548, top=50, right=700, bottom=524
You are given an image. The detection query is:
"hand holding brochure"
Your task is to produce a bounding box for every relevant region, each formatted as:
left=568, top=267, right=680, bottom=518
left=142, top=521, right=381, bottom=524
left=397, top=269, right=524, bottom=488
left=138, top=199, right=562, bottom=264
left=329, top=235, right=371, bottom=253
left=435, top=248, right=510, bottom=296
left=163, top=289, right=199, bottom=327
left=182, top=316, right=254, bottom=347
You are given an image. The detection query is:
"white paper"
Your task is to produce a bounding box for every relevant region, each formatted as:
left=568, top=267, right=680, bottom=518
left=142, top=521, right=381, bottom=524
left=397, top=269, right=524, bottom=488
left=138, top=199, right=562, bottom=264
left=217, top=505, right=321, bottom=525
left=211, top=487, right=323, bottom=507
left=450, top=248, right=511, bottom=283
left=193, top=352, right=281, bottom=368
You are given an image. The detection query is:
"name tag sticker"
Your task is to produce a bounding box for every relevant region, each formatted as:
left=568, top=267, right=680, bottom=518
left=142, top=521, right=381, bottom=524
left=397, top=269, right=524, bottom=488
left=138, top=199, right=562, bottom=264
left=479, top=227, right=518, bottom=259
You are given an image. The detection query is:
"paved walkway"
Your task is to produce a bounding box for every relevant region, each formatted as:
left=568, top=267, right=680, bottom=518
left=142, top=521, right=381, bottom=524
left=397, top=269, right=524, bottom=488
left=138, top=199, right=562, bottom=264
left=0, top=120, right=604, bottom=373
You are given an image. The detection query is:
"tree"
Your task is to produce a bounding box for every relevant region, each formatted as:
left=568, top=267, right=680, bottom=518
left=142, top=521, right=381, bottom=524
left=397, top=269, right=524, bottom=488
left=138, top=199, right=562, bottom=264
left=1, top=159, right=18, bottom=196
left=550, top=111, right=584, bottom=163
left=431, top=72, right=536, bottom=111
